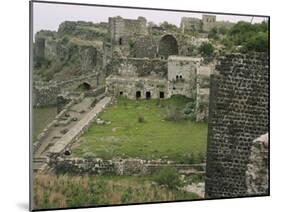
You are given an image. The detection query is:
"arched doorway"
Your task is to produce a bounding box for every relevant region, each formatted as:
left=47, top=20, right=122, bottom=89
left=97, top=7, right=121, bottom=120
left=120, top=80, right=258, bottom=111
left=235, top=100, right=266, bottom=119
left=158, top=34, right=178, bottom=59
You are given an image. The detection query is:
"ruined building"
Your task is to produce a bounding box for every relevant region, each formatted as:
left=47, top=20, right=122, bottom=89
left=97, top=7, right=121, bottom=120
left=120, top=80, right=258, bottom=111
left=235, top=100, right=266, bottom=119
left=181, top=14, right=234, bottom=33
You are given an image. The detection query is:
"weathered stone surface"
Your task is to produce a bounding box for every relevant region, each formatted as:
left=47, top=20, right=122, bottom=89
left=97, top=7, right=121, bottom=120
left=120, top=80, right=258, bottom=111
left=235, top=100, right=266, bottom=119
left=33, top=73, right=98, bottom=107
left=49, top=96, right=112, bottom=154
left=205, top=53, right=269, bottom=198
left=245, top=133, right=269, bottom=195
left=49, top=156, right=206, bottom=176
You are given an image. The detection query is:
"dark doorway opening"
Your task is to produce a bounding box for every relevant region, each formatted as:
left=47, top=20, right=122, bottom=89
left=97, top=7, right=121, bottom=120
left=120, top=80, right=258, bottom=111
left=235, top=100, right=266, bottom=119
left=136, top=91, right=141, bottom=99
left=160, top=91, right=164, bottom=99
left=119, top=91, right=123, bottom=96
left=77, top=82, right=91, bottom=91
left=146, top=91, right=151, bottom=100
left=64, top=149, right=71, bottom=156
left=119, top=37, right=123, bottom=45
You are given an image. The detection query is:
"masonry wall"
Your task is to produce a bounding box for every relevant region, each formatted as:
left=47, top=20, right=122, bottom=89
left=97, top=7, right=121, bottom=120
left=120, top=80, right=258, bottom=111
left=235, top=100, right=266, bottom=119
left=106, top=57, right=168, bottom=78
left=167, top=57, right=201, bottom=99
left=49, top=157, right=205, bottom=176
left=108, top=17, right=147, bottom=46
left=33, top=74, right=98, bottom=107
left=205, top=53, right=269, bottom=198
left=106, top=76, right=168, bottom=99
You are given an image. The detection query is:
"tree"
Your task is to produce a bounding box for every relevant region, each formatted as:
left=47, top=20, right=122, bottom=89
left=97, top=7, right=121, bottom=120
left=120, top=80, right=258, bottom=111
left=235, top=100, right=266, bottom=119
left=208, top=27, right=219, bottom=40
left=199, top=42, right=214, bottom=57
left=225, top=21, right=268, bottom=52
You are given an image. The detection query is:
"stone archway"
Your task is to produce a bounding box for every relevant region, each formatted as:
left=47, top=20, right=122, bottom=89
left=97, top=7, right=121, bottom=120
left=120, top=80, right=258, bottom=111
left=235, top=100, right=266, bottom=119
left=158, top=34, right=178, bottom=59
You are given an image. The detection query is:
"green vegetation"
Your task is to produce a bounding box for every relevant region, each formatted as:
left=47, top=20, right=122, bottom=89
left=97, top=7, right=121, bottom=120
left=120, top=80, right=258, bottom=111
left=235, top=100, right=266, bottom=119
left=32, top=107, right=57, bottom=142
left=152, top=167, right=182, bottom=189
left=33, top=174, right=200, bottom=209
left=72, top=96, right=207, bottom=163
left=159, top=21, right=178, bottom=32
left=199, top=42, right=214, bottom=57
left=221, top=21, right=268, bottom=52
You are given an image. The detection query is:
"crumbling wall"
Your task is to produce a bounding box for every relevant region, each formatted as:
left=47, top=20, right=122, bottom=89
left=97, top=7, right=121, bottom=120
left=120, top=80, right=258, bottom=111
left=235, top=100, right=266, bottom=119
left=245, top=133, right=269, bottom=195
left=108, top=16, right=147, bottom=46
left=106, top=57, right=167, bottom=78
left=79, top=46, right=97, bottom=71
left=33, top=74, right=98, bottom=107
left=131, top=36, right=158, bottom=58
left=49, top=156, right=205, bottom=176
left=106, top=76, right=168, bottom=99
left=205, top=53, right=269, bottom=198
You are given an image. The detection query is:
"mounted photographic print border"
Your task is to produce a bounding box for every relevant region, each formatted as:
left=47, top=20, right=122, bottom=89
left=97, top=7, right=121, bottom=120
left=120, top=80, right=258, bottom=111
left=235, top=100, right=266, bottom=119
left=30, top=0, right=270, bottom=211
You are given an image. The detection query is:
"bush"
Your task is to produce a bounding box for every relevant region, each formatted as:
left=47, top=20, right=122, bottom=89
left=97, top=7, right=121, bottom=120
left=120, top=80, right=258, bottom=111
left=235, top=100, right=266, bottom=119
left=153, top=167, right=182, bottom=190
left=184, top=101, right=196, bottom=121
left=138, top=115, right=145, bottom=123
left=121, top=187, right=133, bottom=203
left=199, top=42, right=214, bottom=57
left=34, top=56, right=50, bottom=69
left=187, top=153, right=196, bottom=164
left=225, top=21, right=268, bottom=52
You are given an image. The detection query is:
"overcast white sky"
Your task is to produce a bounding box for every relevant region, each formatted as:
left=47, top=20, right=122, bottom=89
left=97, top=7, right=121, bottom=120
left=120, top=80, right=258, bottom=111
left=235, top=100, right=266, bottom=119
left=33, top=2, right=268, bottom=35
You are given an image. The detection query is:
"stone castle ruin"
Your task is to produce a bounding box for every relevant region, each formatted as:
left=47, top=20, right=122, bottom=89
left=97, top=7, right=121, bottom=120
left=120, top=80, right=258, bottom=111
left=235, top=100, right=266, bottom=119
left=33, top=14, right=269, bottom=199
left=180, top=14, right=235, bottom=33
left=205, top=53, right=269, bottom=198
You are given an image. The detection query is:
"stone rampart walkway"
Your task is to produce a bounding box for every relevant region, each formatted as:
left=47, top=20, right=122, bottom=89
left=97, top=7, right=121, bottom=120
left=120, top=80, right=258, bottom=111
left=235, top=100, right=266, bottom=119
left=49, top=96, right=111, bottom=154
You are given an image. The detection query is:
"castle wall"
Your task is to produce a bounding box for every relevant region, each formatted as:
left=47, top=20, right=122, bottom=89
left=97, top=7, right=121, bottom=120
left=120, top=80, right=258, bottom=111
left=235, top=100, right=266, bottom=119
left=180, top=17, right=202, bottom=33
left=33, top=74, right=99, bottom=107
left=106, top=76, right=168, bottom=99
left=245, top=133, right=269, bottom=195
left=202, top=15, right=216, bottom=32
left=106, top=57, right=168, bottom=78
left=167, top=56, right=201, bottom=99
left=108, top=16, right=147, bottom=46
left=131, top=36, right=158, bottom=58
left=196, top=64, right=215, bottom=122
left=49, top=156, right=205, bottom=176
left=79, top=46, right=97, bottom=71
left=205, top=53, right=269, bottom=198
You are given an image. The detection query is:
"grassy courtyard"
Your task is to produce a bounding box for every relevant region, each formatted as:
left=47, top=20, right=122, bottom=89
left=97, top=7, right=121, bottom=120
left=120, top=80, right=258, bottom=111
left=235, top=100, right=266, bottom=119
left=72, top=96, right=208, bottom=163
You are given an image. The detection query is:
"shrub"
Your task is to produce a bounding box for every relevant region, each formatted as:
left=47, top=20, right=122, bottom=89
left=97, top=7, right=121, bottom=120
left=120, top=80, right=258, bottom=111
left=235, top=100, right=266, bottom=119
left=199, top=42, right=214, bottom=57
left=187, top=153, right=196, bottom=164
left=184, top=101, right=196, bottom=121
left=121, top=187, right=133, bottom=203
left=34, top=56, right=50, bottom=69
left=138, top=115, right=145, bottom=123
left=226, top=21, right=268, bottom=52
left=153, top=167, right=182, bottom=190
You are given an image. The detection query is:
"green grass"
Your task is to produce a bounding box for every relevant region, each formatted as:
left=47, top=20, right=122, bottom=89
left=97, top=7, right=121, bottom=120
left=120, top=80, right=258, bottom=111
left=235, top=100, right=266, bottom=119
left=72, top=96, right=208, bottom=163
left=33, top=107, right=57, bottom=142
left=33, top=174, right=200, bottom=209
